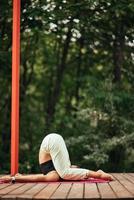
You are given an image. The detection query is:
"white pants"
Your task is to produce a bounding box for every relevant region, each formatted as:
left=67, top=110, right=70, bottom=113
left=40, top=133, right=89, bottom=180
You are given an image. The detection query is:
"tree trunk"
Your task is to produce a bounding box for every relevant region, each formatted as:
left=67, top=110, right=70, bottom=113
left=20, top=34, right=38, bottom=103
left=75, top=36, right=84, bottom=107
left=45, top=23, right=72, bottom=129
left=113, top=21, right=125, bottom=83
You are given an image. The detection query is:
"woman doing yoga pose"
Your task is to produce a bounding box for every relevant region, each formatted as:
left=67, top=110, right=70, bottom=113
left=1, top=133, right=114, bottom=183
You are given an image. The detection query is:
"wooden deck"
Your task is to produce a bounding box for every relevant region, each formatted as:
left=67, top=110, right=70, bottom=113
left=0, top=173, right=134, bottom=199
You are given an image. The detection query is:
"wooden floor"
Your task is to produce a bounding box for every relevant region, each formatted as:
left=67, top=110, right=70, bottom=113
left=0, top=173, right=134, bottom=200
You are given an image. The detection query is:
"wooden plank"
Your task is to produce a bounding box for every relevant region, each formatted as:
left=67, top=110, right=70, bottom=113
left=109, top=180, right=133, bottom=199
left=119, top=180, right=134, bottom=196
left=112, top=173, right=125, bottom=181
left=9, top=183, right=36, bottom=195
left=129, top=173, right=134, bottom=177
left=1, top=194, right=17, bottom=200
left=16, top=194, right=34, bottom=199
left=115, top=173, right=133, bottom=182
left=0, top=184, right=24, bottom=195
left=123, top=173, right=134, bottom=184
left=2, top=194, right=35, bottom=200
left=7, top=183, right=47, bottom=200
left=51, top=183, right=72, bottom=199
left=84, top=183, right=100, bottom=199
left=128, top=173, right=134, bottom=179
left=34, top=183, right=60, bottom=199
left=0, top=184, right=11, bottom=190
left=97, top=183, right=117, bottom=199
left=24, top=183, right=46, bottom=195
left=1, top=184, right=36, bottom=199
left=67, top=183, right=84, bottom=199
left=114, top=174, right=134, bottom=196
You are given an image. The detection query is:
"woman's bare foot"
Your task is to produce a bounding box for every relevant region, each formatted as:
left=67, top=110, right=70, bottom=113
left=97, top=170, right=114, bottom=180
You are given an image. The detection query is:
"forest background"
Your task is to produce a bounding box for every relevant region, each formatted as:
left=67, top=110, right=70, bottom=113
left=0, top=0, right=134, bottom=174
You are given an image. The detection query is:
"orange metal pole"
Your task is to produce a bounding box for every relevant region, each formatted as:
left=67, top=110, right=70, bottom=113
left=11, top=0, right=20, bottom=175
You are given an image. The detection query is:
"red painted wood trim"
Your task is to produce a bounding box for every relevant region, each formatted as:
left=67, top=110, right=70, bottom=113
left=11, top=0, right=21, bottom=175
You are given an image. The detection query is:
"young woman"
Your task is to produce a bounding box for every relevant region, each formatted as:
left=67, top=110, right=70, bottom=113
left=1, top=133, right=114, bottom=183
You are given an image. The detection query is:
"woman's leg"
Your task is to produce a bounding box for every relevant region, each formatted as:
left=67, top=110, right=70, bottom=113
left=43, top=133, right=114, bottom=181
left=42, top=133, right=92, bottom=180
left=40, top=133, right=88, bottom=180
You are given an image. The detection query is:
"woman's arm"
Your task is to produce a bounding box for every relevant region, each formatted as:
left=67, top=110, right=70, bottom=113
left=15, top=172, right=60, bottom=182
left=1, top=172, right=60, bottom=183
